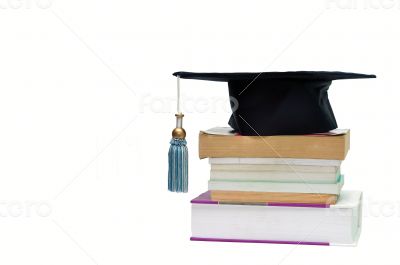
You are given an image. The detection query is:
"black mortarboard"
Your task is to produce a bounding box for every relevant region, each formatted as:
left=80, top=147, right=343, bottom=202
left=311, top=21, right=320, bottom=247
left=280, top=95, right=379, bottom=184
left=173, top=71, right=376, bottom=136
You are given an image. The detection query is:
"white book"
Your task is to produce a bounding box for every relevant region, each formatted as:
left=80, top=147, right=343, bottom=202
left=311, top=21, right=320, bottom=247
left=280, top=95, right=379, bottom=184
left=210, top=169, right=340, bottom=184
left=211, top=164, right=338, bottom=173
left=209, top=157, right=342, bottom=167
left=208, top=175, right=344, bottom=194
left=191, top=190, right=362, bottom=246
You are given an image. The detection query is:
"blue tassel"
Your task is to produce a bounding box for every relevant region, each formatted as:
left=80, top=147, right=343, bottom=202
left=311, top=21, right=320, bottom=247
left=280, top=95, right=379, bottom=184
left=168, top=138, right=188, bottom=192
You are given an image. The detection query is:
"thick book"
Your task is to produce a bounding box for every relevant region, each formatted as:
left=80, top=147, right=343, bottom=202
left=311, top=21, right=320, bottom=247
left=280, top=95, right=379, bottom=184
left=191, top=190, right=362, bottom=246
left=209, top=158, right=341, bottom=183
left=208, top=174, right=344, bottom=195
left=210, top=165, right=340, bottom=184
left=210, top=191, right=338, bottom=205
left=199, top=127, right=350, bottom=160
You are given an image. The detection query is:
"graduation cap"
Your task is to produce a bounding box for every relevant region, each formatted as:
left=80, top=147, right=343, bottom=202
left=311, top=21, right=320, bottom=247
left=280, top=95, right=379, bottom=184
left=173, top=71, right=376, bottom=136
left=167, top=71, right=376, bottom=193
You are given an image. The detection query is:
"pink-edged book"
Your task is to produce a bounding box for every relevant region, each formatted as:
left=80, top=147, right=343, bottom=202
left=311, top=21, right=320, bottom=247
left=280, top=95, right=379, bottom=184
left=191, top=191, right=362, bottom=246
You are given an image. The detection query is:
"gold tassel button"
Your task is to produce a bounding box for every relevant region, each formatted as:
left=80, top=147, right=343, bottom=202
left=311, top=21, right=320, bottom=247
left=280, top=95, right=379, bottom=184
left=172, top=113, right=186, bottom=139
left=172, top=127, right=186, bottom=139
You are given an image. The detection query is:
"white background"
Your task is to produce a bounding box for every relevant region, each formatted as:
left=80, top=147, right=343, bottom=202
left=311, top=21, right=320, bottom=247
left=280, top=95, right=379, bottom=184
left=0, top=0, right=398, bottom=264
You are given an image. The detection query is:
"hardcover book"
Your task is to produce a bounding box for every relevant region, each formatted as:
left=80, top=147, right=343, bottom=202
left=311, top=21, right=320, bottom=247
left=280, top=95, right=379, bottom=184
left=210, top=165, right=341, bottom=184
left=191, top=190, right=362, bottom=246
left=199, top=127, right=350, bottom=160
left=210, top=191, right=338, bottom=205
left=208, top=174, right=344, bottom=195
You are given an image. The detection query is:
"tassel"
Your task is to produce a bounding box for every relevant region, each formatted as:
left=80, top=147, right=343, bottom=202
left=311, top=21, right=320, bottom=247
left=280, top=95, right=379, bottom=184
left=168, top=76, right=189, bottom=192
left=168, top=137, right=188, bottom=192
left=168, top=114, right=188, bottom=192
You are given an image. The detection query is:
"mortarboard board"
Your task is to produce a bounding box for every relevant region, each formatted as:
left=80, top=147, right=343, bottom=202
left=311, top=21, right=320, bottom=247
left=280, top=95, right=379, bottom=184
left=173, top=71, right=376, bottom=136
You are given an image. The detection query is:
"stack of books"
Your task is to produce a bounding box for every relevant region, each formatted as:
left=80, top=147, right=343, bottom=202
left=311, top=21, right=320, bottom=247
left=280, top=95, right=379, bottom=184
left=191, top=127, right=362, bottom=246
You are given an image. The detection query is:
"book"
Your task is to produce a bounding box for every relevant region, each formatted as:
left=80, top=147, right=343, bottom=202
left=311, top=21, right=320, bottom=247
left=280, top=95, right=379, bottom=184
left=199, top=127, right=350, bottom=160
left=191, top=190, right=362, bottom=246
left=209, top=157, right=342, bottom=167
left=210, top=165, right=340, bottom=184
left=210, top=191, right=338, bottom=205
left=208, top=174, right=344, bottom=195
left=211, top=164, right=339, bottom=173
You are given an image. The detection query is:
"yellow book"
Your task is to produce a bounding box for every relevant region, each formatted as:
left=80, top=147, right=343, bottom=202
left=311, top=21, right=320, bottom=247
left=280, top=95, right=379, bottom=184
left=199, top=127, right=350, bottom=160
left=210, top=190, right=338, bottom=205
